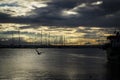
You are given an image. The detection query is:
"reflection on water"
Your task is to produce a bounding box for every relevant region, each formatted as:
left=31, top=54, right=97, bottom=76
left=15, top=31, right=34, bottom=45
left=0, top=48, right=115, bottom=80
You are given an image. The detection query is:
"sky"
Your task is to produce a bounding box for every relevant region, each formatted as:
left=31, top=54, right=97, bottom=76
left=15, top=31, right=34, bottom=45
left=0, top=0, right=120, bottom=45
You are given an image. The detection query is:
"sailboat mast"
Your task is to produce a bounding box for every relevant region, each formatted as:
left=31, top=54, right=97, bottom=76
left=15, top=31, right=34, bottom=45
left=18, top=28, right=20, bottom=46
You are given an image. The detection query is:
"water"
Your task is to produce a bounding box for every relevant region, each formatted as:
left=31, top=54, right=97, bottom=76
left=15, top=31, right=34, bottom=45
left=0, top=48, right=112, bottom=80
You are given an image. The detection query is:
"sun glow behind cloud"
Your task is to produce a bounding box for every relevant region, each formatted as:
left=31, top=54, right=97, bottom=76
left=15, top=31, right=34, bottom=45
left=91, top=1, right=103, bottom=5
left=61, top=9, right=79, bottom=17
left=61, top=1, right=103, bottom=18
left=0, top=0, right=49, bottom=17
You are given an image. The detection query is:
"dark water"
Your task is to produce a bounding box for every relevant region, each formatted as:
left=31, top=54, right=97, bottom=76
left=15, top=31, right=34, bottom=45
left=0, top=48, right=119, bottom=80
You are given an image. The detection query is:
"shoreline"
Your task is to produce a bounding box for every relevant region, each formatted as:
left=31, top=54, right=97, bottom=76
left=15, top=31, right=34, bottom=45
left=0, top=45, right=101, bottom=49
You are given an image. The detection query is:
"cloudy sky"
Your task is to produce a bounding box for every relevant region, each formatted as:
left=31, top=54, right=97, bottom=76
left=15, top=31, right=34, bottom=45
left=0, top=0, right=120, bottom=45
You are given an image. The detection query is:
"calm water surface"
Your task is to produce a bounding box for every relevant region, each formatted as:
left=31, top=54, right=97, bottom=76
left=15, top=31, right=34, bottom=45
left=0, top=48, right=114, bottom=80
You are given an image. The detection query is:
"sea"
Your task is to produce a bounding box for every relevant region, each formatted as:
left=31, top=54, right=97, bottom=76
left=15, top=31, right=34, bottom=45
left=0, top=48, right=119, bottom=80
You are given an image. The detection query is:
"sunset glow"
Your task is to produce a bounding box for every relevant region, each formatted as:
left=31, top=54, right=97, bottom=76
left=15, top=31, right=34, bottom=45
left=0, top=0, right=119, bottom=46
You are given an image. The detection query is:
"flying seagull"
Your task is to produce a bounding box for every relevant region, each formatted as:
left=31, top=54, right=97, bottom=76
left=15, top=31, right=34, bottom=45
left=35, top=49, right=43, bottom=55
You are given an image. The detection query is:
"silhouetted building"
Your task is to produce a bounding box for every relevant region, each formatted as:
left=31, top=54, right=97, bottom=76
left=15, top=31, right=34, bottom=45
left=102, top=31, right=120, bottom=63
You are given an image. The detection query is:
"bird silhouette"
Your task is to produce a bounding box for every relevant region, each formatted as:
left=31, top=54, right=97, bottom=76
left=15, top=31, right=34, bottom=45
left=35, top=49, right=43, bottom=55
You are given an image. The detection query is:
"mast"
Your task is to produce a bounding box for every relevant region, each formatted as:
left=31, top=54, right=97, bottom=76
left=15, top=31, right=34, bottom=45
left=11, top=30, right=14, bottom=45
left=41, top=30, right=42, bottom=45
left=48, top=32, right=50, bottom=46
left=62, top=35, right=65, bottom=46
left=18, top=29, right=20, bottom=46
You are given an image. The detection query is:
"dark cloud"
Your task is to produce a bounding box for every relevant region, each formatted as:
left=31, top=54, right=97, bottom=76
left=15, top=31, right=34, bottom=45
left=0, top=0, right=120, bottom=28
left=101, top=0, right=120, bottom=13
left=0, top=12, right=11, bottom=19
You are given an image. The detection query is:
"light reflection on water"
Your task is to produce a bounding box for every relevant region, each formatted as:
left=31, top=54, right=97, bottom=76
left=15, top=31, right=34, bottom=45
left=0, top=48, right=108, bottom=80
